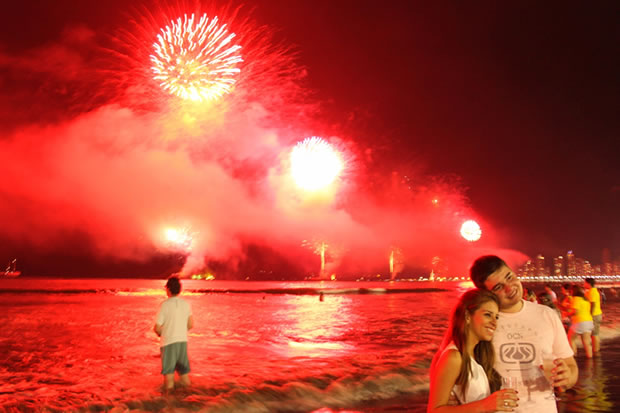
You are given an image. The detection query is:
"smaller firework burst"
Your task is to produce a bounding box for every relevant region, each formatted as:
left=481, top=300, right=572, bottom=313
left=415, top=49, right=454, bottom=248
left=460, top=220, right=482, bottom=242
left=151, top=13, right=243, bottom=102
left=164, top=226, right=196, bottom=252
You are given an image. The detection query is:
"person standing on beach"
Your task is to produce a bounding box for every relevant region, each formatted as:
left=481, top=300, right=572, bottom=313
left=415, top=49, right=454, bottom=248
left=544, top=284, right=558, bottom=305
left=470, top=255, right=578, bottom=413
left=154, top=276, right=194, bottom=391
left=537, top=291, right=562, bottom=321
left=523, top=288, right=537, bottom=303
left=584, top=277, right=602, bottom=354
left=559, top=284, right=573, bottom=331
left=428, top=289, right=519, bottom=412
left=566, top=285, right=593, bottom=358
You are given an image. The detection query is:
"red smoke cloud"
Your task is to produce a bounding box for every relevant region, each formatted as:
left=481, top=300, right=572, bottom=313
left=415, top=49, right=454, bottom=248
left=0, top=9, right=527, bottom=277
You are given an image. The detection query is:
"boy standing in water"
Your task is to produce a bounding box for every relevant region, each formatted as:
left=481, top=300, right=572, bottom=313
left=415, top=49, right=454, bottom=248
left=154, top=276, right=194, bottom=391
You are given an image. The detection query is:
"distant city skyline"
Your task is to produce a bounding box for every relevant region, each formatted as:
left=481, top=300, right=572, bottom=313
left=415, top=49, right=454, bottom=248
left=517, top=247, right=619, bottom=277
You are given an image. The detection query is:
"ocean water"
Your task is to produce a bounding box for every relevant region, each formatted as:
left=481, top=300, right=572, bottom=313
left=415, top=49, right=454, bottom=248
left=0, top=278, right=618, bottom=412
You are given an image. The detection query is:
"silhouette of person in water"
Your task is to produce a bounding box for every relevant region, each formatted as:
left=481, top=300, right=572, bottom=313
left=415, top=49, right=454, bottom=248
left=154, top=276, right=194, bottom=391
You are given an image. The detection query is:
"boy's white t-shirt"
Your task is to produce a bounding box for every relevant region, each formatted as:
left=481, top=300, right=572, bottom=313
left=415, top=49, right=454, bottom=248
left=156, top=296, right=192, bottom=347
left=493, top=299, right=574, bottom=413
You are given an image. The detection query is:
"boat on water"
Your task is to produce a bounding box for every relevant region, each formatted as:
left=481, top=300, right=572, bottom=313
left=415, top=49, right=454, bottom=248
left=3, top=259, right=21, bottom=278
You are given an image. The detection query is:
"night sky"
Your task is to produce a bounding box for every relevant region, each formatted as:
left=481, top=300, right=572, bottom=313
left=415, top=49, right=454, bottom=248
left=1, top=1, right=618, bottom=277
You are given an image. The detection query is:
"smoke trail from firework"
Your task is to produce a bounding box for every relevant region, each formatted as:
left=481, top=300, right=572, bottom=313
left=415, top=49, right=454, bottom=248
left=0, top=104, right=526, bottom=276
left=151, top=13, right=243, bottom=102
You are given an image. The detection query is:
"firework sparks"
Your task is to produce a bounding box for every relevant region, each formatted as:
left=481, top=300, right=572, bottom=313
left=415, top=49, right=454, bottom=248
left=163, top=226, right=195, bottom=252
left=290, top=137, right=344, bottom=191
left=460, top=220, right=482, bottom=242
left=150, top=13, right=243, bottom=102
left=389, top=247, right=404, bottom=280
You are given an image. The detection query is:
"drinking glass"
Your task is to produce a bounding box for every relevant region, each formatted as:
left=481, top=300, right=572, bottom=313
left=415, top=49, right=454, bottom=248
left=541, top=350, right=561, bottom=400
left=501, top=375, right=518, bottom=390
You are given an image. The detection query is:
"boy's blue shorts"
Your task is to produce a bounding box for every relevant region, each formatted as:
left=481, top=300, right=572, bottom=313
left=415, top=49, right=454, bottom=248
left=160, top=341, right=190, bottom=375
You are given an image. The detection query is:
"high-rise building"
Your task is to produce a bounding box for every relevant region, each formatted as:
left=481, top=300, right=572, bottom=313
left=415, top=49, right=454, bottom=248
left=566, top=251, right=576, bottom=276
left=602, top=248, right=612, bottom=276
left=576, top=258, right=586, bottom=276
left=535, top=254, right=545, bottom=277
left=553, top=256, right=564, bottom=277
left=518, top=260, right=536, bottom=277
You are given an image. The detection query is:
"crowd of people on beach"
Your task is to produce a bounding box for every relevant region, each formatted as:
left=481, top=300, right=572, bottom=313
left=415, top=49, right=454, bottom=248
left=524, top=279, right=605, bottom=360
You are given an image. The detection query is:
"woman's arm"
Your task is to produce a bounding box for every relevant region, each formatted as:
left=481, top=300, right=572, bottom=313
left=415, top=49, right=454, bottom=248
left=427, top=349, right=518, bottom=413
left=428, top=349, right=462, bottom=412
left=566, top=300, right=577, bottom=317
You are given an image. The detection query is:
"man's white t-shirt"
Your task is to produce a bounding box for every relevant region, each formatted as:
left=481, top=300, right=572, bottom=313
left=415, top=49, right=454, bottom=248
left=156, top=296, right=192, bottom=347
left=493, top=299, right=573, bottom=413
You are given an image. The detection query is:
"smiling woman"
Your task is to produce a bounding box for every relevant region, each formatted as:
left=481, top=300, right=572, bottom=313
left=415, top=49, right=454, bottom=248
left=428, top=289, right=519, bottom=412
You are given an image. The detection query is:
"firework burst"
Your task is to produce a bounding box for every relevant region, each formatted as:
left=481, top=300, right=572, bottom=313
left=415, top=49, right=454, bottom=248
left=104, top=3, right=309, bottom=115
left=151, top=13, right=242, bottom=102
left=291, top=137, right=344, bottom=191
left=163, top=225, right=196, bottom=252
left=460, top=219, right=482, bottom=242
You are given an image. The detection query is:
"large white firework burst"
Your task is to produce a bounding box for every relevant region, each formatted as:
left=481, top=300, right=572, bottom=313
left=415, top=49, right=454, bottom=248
left=290, top=137, right=344, bottom=191
left=150, top=13, right=243, bottom=102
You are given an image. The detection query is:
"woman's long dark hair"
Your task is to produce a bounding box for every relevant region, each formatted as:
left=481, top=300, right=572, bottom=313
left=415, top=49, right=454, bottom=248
left=433, top=289, right=502, bottom=395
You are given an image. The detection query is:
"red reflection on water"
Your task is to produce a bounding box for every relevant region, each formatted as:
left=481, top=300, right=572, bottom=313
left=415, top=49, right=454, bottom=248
left=278, top=294, right=357, bottom=358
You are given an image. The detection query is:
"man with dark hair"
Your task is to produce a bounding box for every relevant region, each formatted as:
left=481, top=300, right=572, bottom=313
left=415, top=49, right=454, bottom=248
left=470, top=255, right=578, bottom=412
left=584, top=277, right=602, bottom=354
left=154, top=276, right=194, bottom=391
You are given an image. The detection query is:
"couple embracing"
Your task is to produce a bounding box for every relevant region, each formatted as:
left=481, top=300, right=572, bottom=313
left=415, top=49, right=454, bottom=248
left=428, top=255, right=579, bottom=413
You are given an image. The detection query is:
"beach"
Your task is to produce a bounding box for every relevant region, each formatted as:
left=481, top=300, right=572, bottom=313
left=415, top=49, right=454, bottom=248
left=0, top=278, right=618, bottom=412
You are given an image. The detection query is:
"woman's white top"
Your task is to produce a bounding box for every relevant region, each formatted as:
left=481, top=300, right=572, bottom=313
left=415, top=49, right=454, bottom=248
left=443, top=342, right=491, bottom=404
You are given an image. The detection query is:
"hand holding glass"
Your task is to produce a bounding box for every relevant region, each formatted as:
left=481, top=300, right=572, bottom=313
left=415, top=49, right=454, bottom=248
left=541, top=351, right=560, bottom=400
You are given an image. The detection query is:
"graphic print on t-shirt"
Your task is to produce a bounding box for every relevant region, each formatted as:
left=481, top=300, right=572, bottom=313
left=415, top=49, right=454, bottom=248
left=499, top=341, right=535, bottom=364
left=494, top=320, right=550, bottom=396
